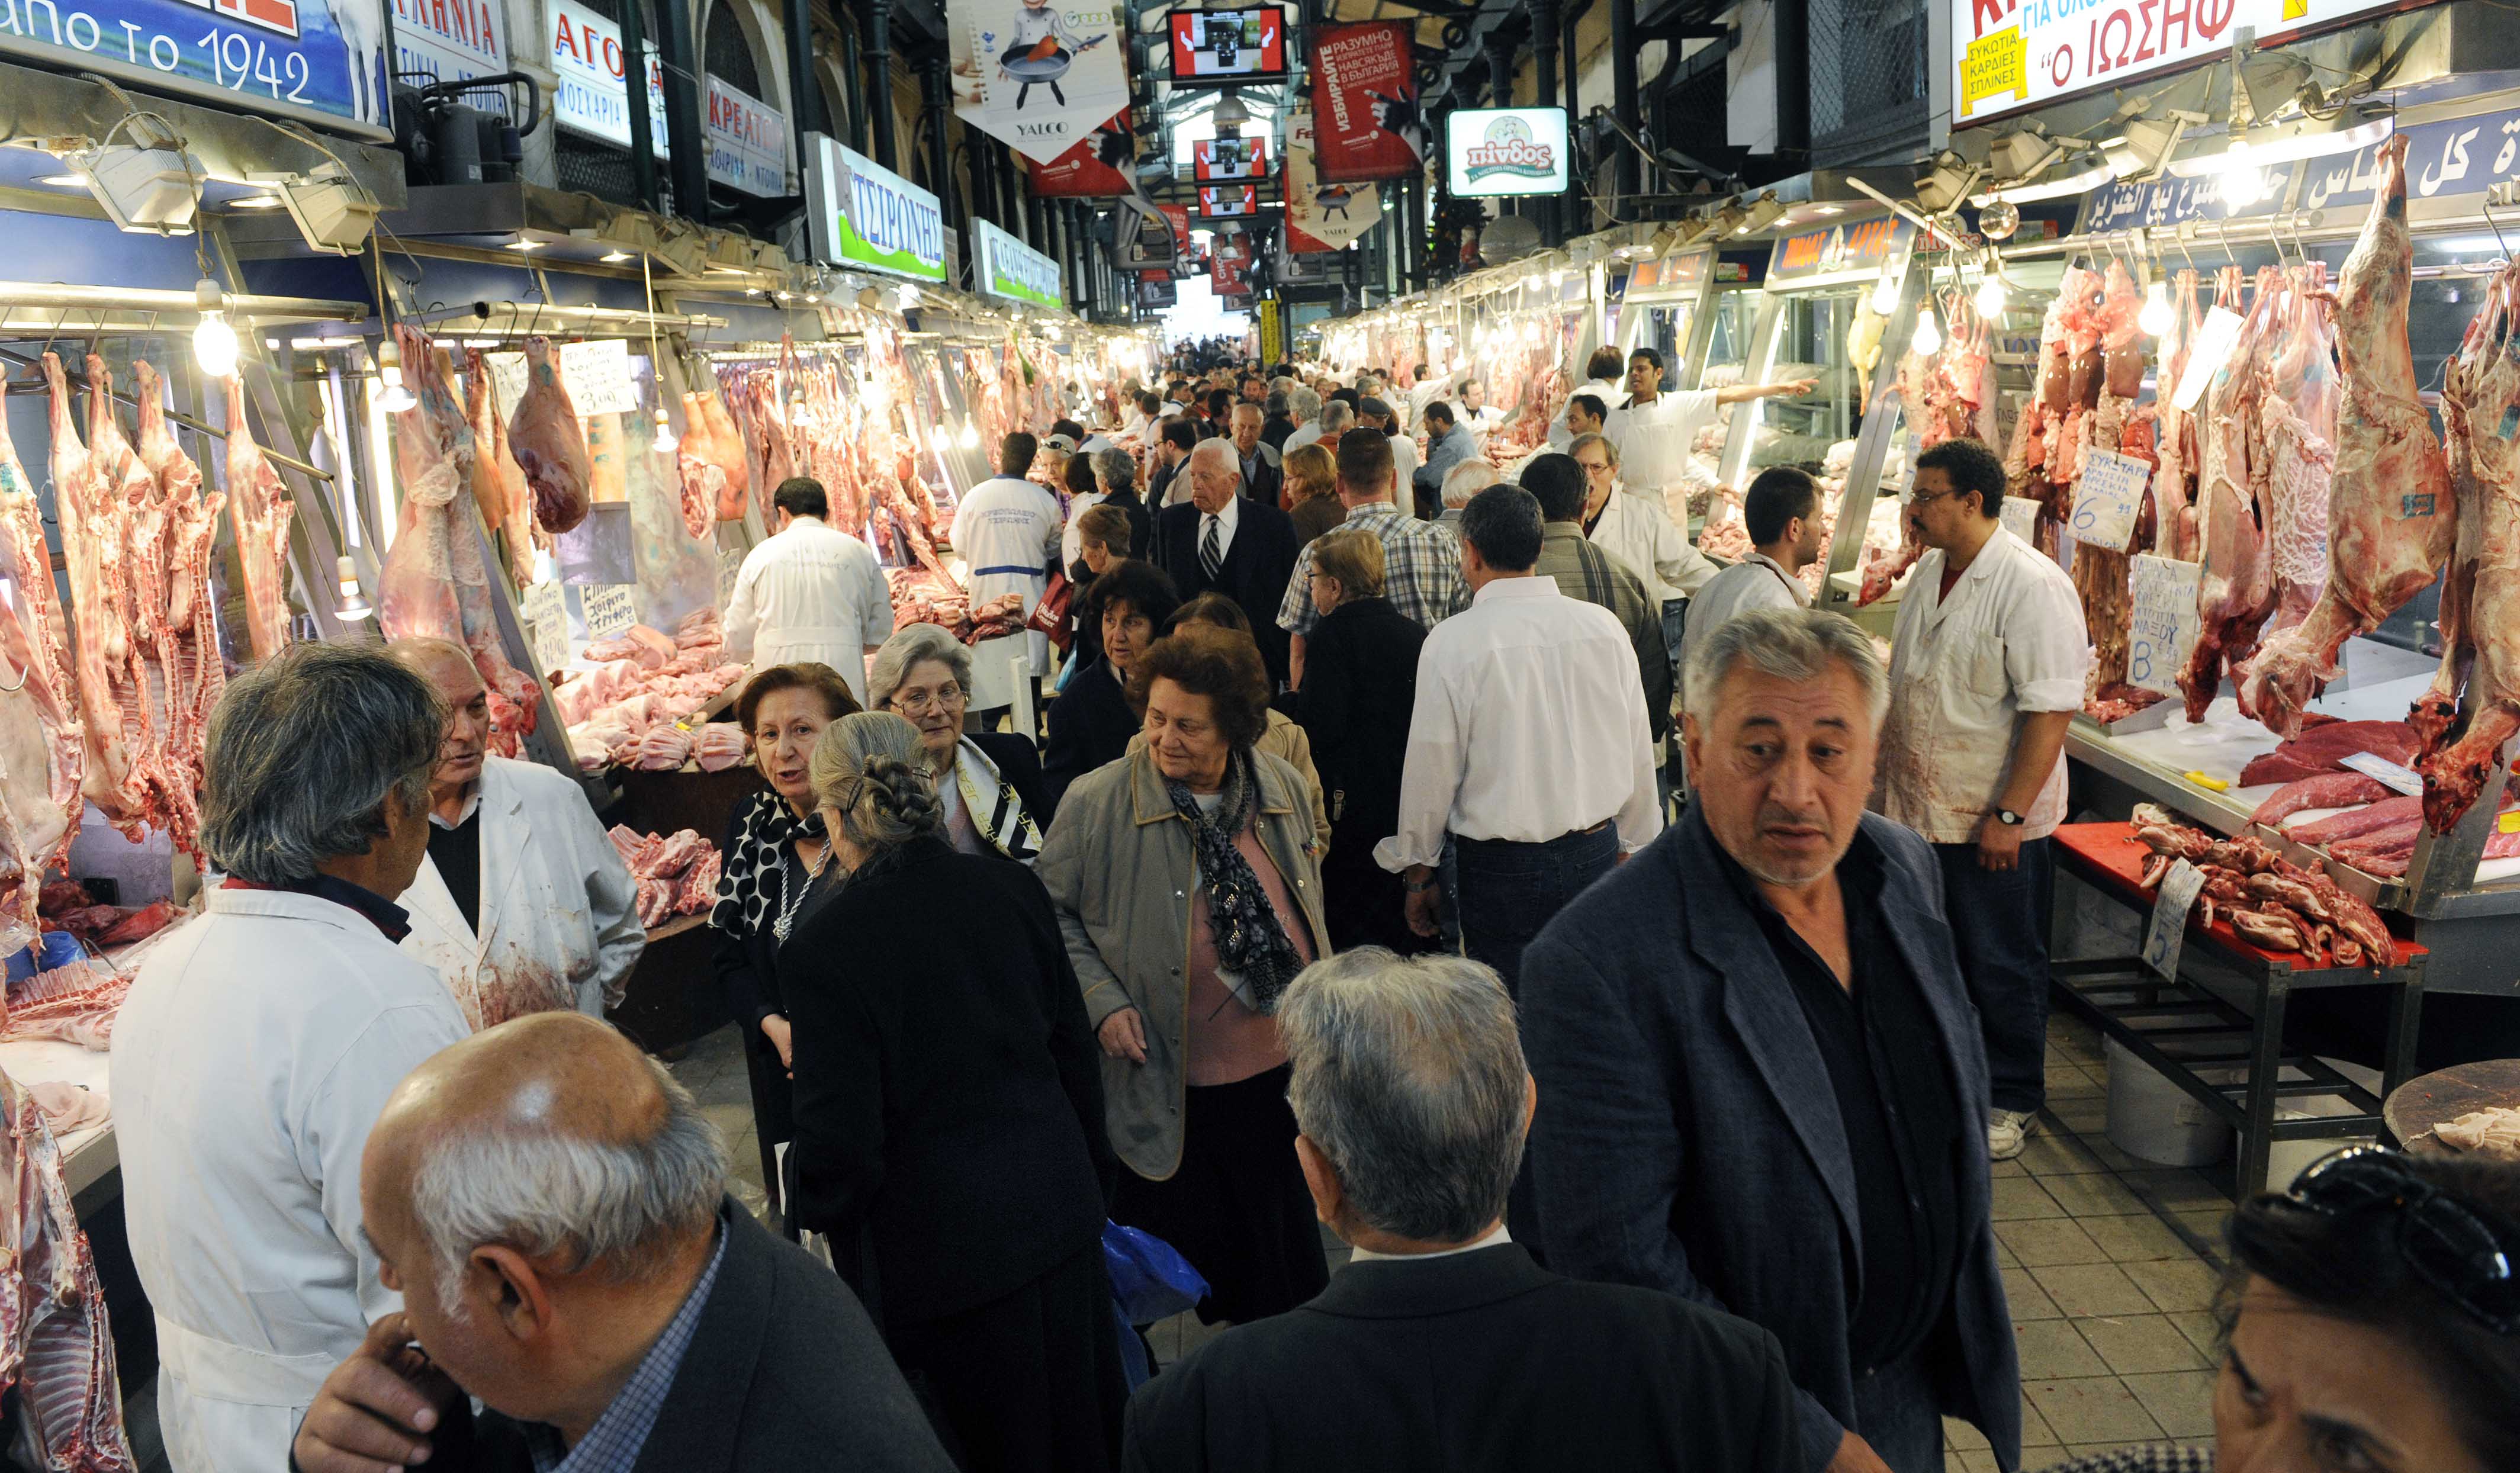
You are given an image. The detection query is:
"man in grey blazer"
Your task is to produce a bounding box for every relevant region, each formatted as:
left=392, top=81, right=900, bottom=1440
left=1521, top=606, right=2021, bottom=1473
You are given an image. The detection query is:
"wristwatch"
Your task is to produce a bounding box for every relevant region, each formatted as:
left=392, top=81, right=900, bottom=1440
left=1994, top=809, right=2025, bottom=827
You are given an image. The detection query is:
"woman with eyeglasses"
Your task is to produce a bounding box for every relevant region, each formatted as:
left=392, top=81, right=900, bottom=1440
left=2037, top=1147, right=2520, bottom=1473
left=867, top=623, right=1054, bottom=857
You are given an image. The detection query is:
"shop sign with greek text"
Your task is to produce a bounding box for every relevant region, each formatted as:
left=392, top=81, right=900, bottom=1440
left=0, top=0, right=393, bottom=139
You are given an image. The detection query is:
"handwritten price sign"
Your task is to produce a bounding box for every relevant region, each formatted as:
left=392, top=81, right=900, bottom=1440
left=2144, top=857, right=2206, bottom=981
left=522, top=580, right=570, bottom=676
left=2127, top=554, right=2203, bottom=698
left=561, top=339, right=638, bottom=416
left=2000, top=494, right=2042, bottom=545
left=2070, top=448, right=2151, bottom=552
left=580, top=583, right=640, bottom=640
left=717, top=546, right=745, bottom=609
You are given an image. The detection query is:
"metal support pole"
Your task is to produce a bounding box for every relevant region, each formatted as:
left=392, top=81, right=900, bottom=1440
left=842, top=22, right=869, bottom=154
left=654, top=0, right=711, bottom=217
left=865, top=0, right=898, bottom=172
left=1774, top=0, right=1809, bottom=168
left=1487, top=36, right=1514, bottom=105
left=1531, top=0, right=1560, bottom=244
left=923, top=54, right=961, bottom=277
left=782, top=0, right=822, bottom=140
left=619, top=0, right=660, bottom=211
left=1609, top=0, right=1639, bottom=208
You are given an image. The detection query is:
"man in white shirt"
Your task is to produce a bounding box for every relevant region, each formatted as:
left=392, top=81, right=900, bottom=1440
left=1676, top=467, right=1824, bottom=683
left=115, top=645, right=471, bottom=1472
left=1619, top=348, right=1817, bottom=520
left=1547, top=347, right=1631, bottom=450
left=950, top=433, right=1067, bottom=713
left=1875, top=438, right=2088, bottom=1162
left=1403, top=361, right=1470, bottom=424
left=1378, top=484, right=1658, bottom=995
left=1357, top=396, right=1420, bottom=503
left=724, top=477, right=896, bottom=702
left=1571, top=430, right=1717, bottom=607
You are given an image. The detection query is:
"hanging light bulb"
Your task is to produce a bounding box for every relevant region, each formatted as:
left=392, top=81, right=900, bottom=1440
left=192, top=278, right=239, bottom=379
left=959, top=416, right=980, bottom=449
left=335, top=556, right=374, bottom=620
left=1870, top=271, right=1901, bottom=316
left=653, top=406, right=679, bottom=452
left=1974, top=270, right=2007, bottom=319
left=2138, top=279, right=2175, bottom=337
left=375, top=335, right=418, bottom=414
left=1912, top=305, right=1944, bottom=356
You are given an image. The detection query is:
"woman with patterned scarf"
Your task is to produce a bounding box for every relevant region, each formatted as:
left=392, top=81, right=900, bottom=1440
left=1037, top=626, right=1333, bottom=1326
left=866, top=624, right=1055, bottom=858
left=708, top=663, right=860, bottom=1233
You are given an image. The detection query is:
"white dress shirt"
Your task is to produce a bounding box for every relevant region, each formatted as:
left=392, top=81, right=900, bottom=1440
left=1548, top=377, right=1632, bottom=450
left=1617, top=390, right=1723, bottom=500
left=1061, top=489, right=1109, bottom=568
left=722, top=515, right=895, bottom=700
left=1081, top=432, right=1118, bottom=455
left=1195, top=493, right=1241, bottom=568
left=1283, top=420, right=1326, bottom=456
left=1348, top=1223, right=1512, bottom=1264
left=1875, top=526, right=2090, bottom=843
left=1386, top=433, right=1420, bottom=493
left=1587, top=490, right=1717, bottom=603
left=951, top=475, right=1067, bottom=706
left=1377, top=576, right=1661, bottom=871
left=1676, top=550, right=1809, bottom=687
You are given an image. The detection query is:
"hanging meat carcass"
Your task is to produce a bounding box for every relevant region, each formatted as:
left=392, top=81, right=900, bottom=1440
left=0, top=417, right=81, bottom=930
left=696, top=375, right=750, bottom=520
left=462, top=352, right=539, bottom=589
left=671, top=388, right=719, bottom=541
left=0, top=1064, right=138, bottom=1471
left=508, top=337, right=592, bottom=535
left=2255, top=263, right=2340, bottom=646
left=128, top=362, right=222, bottom=860
left=2071, top=263, right=2156, bottom=702
left=2177, top=266, right=2278, bottom=721
left=2245, top=140, right=2455, bottom=740
left=2415, top=256, right=2520, bottom=832
left=44, top=356, right=143, bottom=837
left=2151, top=269, right=2205, bottom=562
left=221, top=371, right=297, bottom=663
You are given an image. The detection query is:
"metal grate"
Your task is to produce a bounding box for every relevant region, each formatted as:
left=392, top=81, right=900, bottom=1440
left=704, top=1, right=763, bottom=98
left=555, top=132, right=645, bottom=207
left=1809, top=0, right=1930, bottom=168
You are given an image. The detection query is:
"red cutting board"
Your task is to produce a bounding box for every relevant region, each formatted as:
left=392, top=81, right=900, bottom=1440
left=2052, top=821, right=2421, bottom=971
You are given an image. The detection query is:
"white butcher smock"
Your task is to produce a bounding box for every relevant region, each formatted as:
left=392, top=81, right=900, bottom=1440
left=723, top=514, right=895, bottom=702
left=113, top=885, right=469, bottom=1473
left=1874, top=525, right=2091, bottom=843
left=401, top=755, right=646, bottom=1031
left=1616, top=390, right=1725, bottom=512
left=952, top=474, right=1065, bottom=710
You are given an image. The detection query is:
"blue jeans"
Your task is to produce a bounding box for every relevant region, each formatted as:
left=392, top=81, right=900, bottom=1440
left=1934, top=837, right=2056, bottom=1116
left=1452, top=824, right=1622, bottom=998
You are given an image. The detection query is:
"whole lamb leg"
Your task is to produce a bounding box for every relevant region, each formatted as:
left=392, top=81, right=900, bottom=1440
left=2419, top=261, right=2520, bottom=832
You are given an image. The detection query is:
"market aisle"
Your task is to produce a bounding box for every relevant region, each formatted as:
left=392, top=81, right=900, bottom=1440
left=670, top=1011, right=2228, bottom=1472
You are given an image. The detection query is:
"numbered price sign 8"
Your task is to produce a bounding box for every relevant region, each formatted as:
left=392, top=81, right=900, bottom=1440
left=2126, top=554, right=2203, bottom=699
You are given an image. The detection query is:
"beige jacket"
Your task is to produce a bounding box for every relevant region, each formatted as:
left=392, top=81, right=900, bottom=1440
left=1036, top=745, right=1332, bottom=1180
left=1126, top=708, right=1331, bottom=850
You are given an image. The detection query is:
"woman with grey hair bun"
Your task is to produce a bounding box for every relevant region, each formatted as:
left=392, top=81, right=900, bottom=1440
left=781, top=712, right=1125, bottom=1473
left=866, top=623, right=1055, bottom=855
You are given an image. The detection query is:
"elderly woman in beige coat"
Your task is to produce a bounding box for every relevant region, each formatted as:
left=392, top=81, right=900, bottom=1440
left=1036, top=626, right=1331, bottom=1327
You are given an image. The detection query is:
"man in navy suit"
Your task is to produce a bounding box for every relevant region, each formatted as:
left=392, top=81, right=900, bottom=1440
left=1522, top=606, right=2021, bottom=1473
left=1154, top=439, right=1300, bottom=689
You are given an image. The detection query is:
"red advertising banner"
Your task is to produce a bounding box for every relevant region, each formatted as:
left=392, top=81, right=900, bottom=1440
left=1308, top=21, right=1423, bottom=182
left=1159, top=203, right=1194, bottom=255
left=1027, top=111, right=1137, bottom=197
left=1212, top=237, right=1253, bottom=296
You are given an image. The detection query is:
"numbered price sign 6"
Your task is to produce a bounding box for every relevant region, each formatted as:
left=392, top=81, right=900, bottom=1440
left=2069, top=449, right=2150, bottom=554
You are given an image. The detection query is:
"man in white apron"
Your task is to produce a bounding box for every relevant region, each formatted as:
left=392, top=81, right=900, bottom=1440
left=391, top=638, right=644, bottom=1030
left=114, top=645, right=470, bottom=1472
left=951, top=432, right=1066, bottom=714
left=724, top=477, right=897, bottom=702
left=1617, top=347, right=1817, bottom=523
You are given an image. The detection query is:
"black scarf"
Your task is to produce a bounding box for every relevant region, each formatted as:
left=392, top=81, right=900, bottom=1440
left=1165, top=751, right=1306, bottom=1012
left=709, top=790, right=828, bottom=935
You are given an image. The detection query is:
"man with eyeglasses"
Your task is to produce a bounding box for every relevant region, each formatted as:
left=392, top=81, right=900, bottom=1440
left=1571, top=430, right=1715, bottom=670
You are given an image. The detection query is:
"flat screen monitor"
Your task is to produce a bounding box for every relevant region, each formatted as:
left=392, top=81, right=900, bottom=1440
left=1166, top=7, right=1288, bottom=84
left=1200, top=184, right=1259, bottom=217
left=1193, top=136, right=1271, bottom=182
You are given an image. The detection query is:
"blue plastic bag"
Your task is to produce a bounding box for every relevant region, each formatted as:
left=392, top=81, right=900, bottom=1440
left=1102, top=1221, right=1207, bottom=1325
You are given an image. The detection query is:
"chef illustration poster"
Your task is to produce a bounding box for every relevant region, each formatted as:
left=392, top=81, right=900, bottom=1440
left=1027, top=110, right=1137, bottom=196
left=1309, top=20, right=1421, bottom=182
left=949, top=0, right=1130, bottom=164
left=1284, top=110, right=1377, bottom=251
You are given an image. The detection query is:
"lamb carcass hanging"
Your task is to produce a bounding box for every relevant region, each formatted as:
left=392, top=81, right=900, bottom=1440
left=509, top=337, right=592, bottom=535
left=2242, top=139, right=2455, bottom=738
left=221, top=371, right=297, bottom=662
left=0, top=414, right=82, bottom=929
left=44, top=355, right=145, bottom=837
left=2177, top=266, right=2277, bottom=720
left=0, top=1064, right=137, bottom=1471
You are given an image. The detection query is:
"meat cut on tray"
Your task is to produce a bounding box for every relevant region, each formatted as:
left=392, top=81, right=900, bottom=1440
left=2235, top=718, right=2422, bottom=788
left=2126, top=813, right=2398, bottom=967
left=608, top=826, right=723, bottom=928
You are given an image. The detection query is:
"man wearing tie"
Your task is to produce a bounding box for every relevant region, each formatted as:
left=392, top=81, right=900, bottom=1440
left=1155, top=439, right=1300, bottom=689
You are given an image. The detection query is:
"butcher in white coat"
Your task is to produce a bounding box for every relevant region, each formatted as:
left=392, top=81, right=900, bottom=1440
left=391, top=638, right=644, bottom=1030
left=724, top=477, right=896, bottom=702
left=950, top=431, right=1065, bottom=712
left=114, top=644, right=470, bottom=1473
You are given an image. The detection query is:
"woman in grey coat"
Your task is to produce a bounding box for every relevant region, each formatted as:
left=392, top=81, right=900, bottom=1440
left=1036, top=626, right=1332, bottom=1325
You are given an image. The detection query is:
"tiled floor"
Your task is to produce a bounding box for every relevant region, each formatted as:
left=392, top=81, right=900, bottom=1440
left=677, top=1008, right=2229, bottom=1472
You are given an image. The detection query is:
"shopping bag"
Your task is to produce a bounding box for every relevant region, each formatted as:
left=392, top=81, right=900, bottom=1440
left=1101, top=1220, right=1208, bottom=1325
left=1026, top=570, right=1073, bottom=652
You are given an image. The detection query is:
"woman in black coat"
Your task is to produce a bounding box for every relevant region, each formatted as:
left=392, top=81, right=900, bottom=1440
left=1290, top=531, right=1430, bottom=954
left=707, top=663, right=863, bottom=1233
left=783, top=712, right=1123, bottom=1473
left=1041, top=558, right=1178, bottom=810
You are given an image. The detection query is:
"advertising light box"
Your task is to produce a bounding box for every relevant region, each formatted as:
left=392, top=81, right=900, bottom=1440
left=1166, top=5, right=1287, bottom=83
left=1200, top=184, right=1258, bottom=217
left=1446, top=108, right=1569, bottom=198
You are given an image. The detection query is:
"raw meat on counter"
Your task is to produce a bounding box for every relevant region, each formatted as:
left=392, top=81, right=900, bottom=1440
left=1, top=960, right=133, bottom=1051
left=2288, top=796, right=2425, bottom=846
left=584, top=626, right=680, bottom=668
left=24, top=1082, right=107, bottom=1135
left=695, top=723, right=748, bottom=772
left=2235, top=717, right=2422, bottom=787
left=2127, top=811, right=2397, bottom=967
left=608, top=826, right=722, bottom=928
left=0, top=1064, right=136, bottom=1468
left=558, top=611, right=743, bottom=772
left=631, top=725, right=695, bottom=771
left=2248, top=772, right=2394, bottom=827
left=510, top=337, right=593, bottom=535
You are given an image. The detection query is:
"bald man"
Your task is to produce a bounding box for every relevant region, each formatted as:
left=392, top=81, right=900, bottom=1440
left=291, top=1014, right=955, bottom=1473
left=1152, top=439, right=1301, bottom=686
left=388, top=639, right=642, bottom=1031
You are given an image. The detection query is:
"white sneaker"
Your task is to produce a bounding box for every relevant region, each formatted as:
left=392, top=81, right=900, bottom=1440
left=1988, top=1109, right=2038, bottom=1161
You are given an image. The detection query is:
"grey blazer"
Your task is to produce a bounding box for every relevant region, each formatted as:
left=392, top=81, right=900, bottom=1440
left=1521, top=808, right=2022, bottom=1473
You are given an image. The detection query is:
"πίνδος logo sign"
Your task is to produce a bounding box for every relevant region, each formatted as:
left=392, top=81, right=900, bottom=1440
left=1463, top=114, right=1554, bottom=184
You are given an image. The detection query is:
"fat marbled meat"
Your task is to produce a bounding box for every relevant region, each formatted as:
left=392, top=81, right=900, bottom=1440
left=2242, top=139, right=2454, bottom=738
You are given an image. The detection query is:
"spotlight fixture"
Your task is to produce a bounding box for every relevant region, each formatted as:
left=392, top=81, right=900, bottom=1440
left=1978, top=198, right=2021, bottom=241
left=1986, top=126, right=2068, bottom=185
left=503, top=237, right=543, bottom=251
left=335, top=557, right=374, bottom=620
left=1732, top=191, right=1786, bottom=236
left=229, top=193, right=286, bottom=210
left=63, top=141, right=204, bottom=236
left=2103, top=112, right=2205, bottom=181
left=247, top=162, right=381, bottom=255
left=191, top=278, right=239, bottom=379
left=652, top=407, right=679, bottom=452
left=601, top=250, right=634, bottom=263
left=1706, top=201, right=1750, bottom=239
left=1911, top=151, right=1982, bottom=214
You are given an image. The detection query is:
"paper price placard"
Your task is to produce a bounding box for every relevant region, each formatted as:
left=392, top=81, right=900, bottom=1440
left=580, top=583, right=639, bottom=640
left=522, top=580, right=570, bottom=675
left=2070, top=449, right=2151, bottom=553
left=2127, top=554, right=2204, bottom=698
left=486, top=352, right=530, bottom=417
left=2173, top=307, right=2245, bottom=412
left=561, top=339, right=637, bottom=416
left=717, top=546, right=745, bottom=609
left=2144, top=857, right=2207, bottom=980
left=1999, top=494, right=2041, bottom=545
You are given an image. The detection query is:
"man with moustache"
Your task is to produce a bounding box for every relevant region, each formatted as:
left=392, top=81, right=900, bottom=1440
left=1520, top=607, right=2020, bottom=1473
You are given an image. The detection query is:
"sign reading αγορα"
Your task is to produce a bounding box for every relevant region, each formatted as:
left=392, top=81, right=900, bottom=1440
left=551, top=0, right=670, bottom=147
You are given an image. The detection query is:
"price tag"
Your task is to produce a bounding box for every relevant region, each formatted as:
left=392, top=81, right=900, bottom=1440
left=2173, top=305, right=2246, bottom=412
left=2339, top=751, right=2425, bottom=797
left=1999, top=494, right=2041, bottom=545
left=2070, top=449, right=2151, bottom=553
left=716, top=546, right=745, bottom=609
left=486, top=352, right=529, bottom=416
left=580, top=583, right=639, bottom=640
left=2127, top=554, right=2204, bottom=699
left=522, top=580, right=568, bottom=675
left=561, top=339, right=638, bottom=416
left=2143, top=858, right=2207, bottom=980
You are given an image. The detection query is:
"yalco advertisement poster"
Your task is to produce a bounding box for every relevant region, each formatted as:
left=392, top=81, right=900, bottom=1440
left=0, top=0, right=393, bottom=139
left=1284, top=110, right=1376, bottom=252
left=1308, top=20, right=1422, bottom=182
left=948, top=0, right=1127, bottom=165
left=1026, top=109, right=1136, bottom=197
